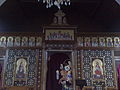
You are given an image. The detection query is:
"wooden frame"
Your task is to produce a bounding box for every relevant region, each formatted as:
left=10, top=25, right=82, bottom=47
left=0, top=58, right=5, bottom=88
left=43, top=26, right=77, bottom=41
left=42, top=50, right=76, bottom=90
left=0, top=32, right=43, bottom=48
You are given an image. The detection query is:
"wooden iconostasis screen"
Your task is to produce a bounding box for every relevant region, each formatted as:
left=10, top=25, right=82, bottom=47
left=4, top=49, right=42, bottom=90
left=0, top=49, right=6, bottom=88
left=77, top=50, right=117, bottom=89
left=77, top=37, right=120, bottom=47
left=0, top=57, right=5, bottom=87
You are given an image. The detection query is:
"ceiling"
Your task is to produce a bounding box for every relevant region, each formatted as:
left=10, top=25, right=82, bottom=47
left=0, top=0, right=120, bottom=32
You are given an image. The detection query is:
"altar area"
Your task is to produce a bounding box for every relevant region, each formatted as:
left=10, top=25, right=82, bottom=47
left=0, top=10, right=120, bottom=90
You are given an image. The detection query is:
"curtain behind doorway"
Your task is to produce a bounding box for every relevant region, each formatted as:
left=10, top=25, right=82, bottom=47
left=46, top=53, right=70, bottom=90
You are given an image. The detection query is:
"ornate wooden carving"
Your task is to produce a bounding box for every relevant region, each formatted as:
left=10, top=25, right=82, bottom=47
left=51, top=10, right=68, bottom=26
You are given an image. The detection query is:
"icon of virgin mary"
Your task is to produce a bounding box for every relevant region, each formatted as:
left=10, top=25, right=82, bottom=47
left=16, top=58, right=27, bottom=78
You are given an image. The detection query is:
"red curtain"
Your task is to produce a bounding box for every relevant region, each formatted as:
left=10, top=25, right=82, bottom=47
left=118, top=64, right=120, bottom=90
left=0, top=63, right=2, bottom=87
left=46, top=53, right=69, bottom=90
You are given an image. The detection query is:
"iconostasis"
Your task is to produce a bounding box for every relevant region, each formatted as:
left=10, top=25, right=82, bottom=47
left=0, top=33, right=43, bottom=90
left=0, top=31, right=119, bottom=90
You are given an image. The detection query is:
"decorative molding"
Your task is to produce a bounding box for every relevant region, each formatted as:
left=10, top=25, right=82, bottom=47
left=77, top=50, right=117, bottom=89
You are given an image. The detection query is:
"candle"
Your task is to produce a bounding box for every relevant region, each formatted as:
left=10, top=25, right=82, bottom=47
left=56, top=70, right=59, bottom=80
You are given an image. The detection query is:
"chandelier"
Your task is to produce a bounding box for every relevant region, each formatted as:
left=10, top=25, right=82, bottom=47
left=38, top=0, right=71, bottom=9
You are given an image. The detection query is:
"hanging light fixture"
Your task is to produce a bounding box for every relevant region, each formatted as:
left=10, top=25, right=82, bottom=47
left=38, top=0, right=71, bottom=9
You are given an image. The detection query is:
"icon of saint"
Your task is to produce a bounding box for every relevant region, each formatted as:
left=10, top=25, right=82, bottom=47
left=29, top=37, right=35, bottom=47
left=7, top=37, right=13, bottom=47
left=93, top=60, right=103, bottom=79
left=16, top=59, right=27, bottom=78
left=0, top=37, right=6, bottom=47
left=16, top=62, right=25, bottom=78
left=107, top=38, right=113, bottom=47
left=85, top=38, right=90, bottom=46
left=22, top=37, right=28, bottom=46
left=14, top=37, right=20, bottom=46
left=92, top=39, right=98, bottom=47
left=99, top=38, right=105, bottom=47
left=114, top=38, right=120, bottom=47
left=95, top=62, right=102, bottom=76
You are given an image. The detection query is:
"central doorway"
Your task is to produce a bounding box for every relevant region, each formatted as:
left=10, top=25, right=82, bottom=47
left=45, top=51, right=72, bottom=90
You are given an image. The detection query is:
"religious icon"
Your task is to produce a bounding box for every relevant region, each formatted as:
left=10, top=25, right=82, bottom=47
left=107, top=37, right=113, bottom=47
left=29, top=37, right=35, bottom=47
left=99, top=37, right=105, bottom=47
left=16, top=58, right=27, bottom=79
left=45, top=30, right=74, bottom=41
left=93, top=59, right=103, bottom=79
left=114, top=37, right=120, bottom=47
left=84, top=37, right=91, bottom=47
left=57, top=31, right=62, bottom=40
left=64, top=32, right=71, bottom=40
left=36, top=37, right=42, bottom=46
left=52, top=32, right=57, bottom=40
left=77, top=37, right=84, bottom=46
left=92, top=37, right=98, bottom=47
left=0, top=36, right=6, bottom=47
left=14, top=37, right=21, bottom=46
left=22, top=37, right=28, bottom=46
left=7, top=37, right=13, bottom=47
left=47, top=32, right=52, bottom=40
left=57, top=60, right=72, bottom=90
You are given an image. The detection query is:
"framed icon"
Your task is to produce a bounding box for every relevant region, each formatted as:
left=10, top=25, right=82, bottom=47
left=36, top=37, right=42, bottom=47
left=14, top=37, right=21, bottom=47
left=99, top=37, right=105, bottom=47
left=0, top=36, right=6, bottom=47
left=106, top=37, right=113, bottom=47
left=77, top=37, right=84, bottom=46
left=92, top=37, right=98, bottom=47
left=114, top=37, right=120, bottom=47
left=92, top=58, right=104, bottom=79
left=84, top=37, right=91, bottom=47
left=45, top=29, right=74, bottom=40
left=29, top=37, right=35, bottom=47
left=21, top=37, right=28, bottom=46
left=7, top=36, right=14, bottom=47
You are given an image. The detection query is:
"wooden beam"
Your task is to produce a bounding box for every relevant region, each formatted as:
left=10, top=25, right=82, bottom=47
left=115, top=0, right=120, bottom=5
left=0, top=0, right=6, bottom=6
